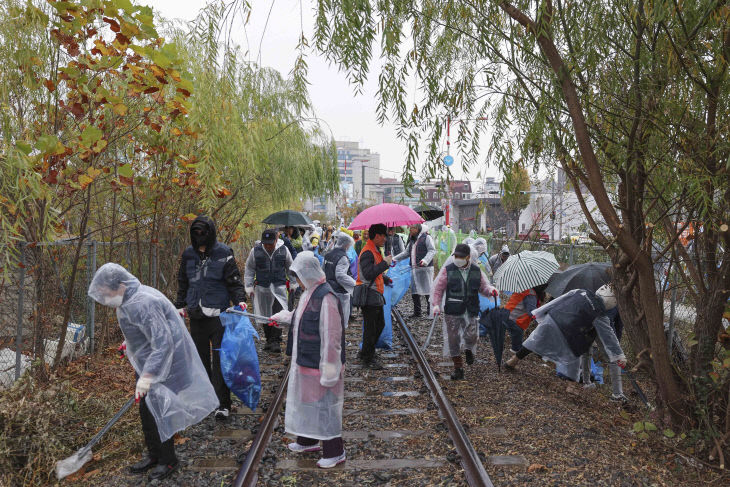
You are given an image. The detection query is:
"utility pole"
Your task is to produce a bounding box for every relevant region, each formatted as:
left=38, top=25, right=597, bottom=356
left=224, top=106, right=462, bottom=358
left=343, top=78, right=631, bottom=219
left=361, top=163, right=366, bottom=205
left=550, top=177, right=555, bottom=242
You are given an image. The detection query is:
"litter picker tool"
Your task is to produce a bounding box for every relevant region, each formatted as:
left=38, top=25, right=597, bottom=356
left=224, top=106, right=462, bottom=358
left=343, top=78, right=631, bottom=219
left=224, top=308, right=290, bottom=325
left=55, top=396, right=135, bottom=479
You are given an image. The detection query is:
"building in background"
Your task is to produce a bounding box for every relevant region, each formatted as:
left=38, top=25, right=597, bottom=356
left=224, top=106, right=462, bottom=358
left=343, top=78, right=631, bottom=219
left=452, top=197, right=509, bottom=234
left=304, top=140, right=382, bottom=217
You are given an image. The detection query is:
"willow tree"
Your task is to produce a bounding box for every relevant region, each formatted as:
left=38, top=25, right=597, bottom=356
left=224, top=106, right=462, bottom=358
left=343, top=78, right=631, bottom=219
left=312, top=0, right=730, bottom=433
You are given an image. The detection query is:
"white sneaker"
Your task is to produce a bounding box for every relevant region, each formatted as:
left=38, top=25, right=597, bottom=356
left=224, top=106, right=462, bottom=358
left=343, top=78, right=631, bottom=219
left=287, top=442, right=322, bottom=453
left=317, top=452, right=346, bottom=469
left=214, top=408, right=229, bottom=420
left=610, top=393, right=629, bottom=403
left=582, top=382, right=596, bottom=390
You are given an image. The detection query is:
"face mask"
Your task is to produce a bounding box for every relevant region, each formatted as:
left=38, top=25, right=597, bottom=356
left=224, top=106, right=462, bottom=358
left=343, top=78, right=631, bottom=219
left=454, top=258, right=468, bottom=268
left=102, top=294, right=123, bottom=308
left=193, top=233, right=208, bottom=248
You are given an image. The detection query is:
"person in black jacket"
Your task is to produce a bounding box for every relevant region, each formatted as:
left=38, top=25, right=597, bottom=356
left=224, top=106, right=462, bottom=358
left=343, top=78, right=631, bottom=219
left=174, top=215, right=247, bottom=421
left=356, top=224, right=392, bottom=370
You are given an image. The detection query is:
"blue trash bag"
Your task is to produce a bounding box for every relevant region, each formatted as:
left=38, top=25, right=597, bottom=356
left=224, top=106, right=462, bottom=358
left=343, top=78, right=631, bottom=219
left=359, top=258, right=412, bottom=350
left=591, top=358, right=604, bottom=384
left=347, top=247, right=358, bottom=277
left=478, top=295, right=500, bottom=336
left=219, top=312, right=261, bottom=411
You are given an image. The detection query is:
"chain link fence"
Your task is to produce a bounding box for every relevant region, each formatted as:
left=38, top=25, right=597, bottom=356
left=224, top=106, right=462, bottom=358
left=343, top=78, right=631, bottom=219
left=0, top=238, right=188, bottom=389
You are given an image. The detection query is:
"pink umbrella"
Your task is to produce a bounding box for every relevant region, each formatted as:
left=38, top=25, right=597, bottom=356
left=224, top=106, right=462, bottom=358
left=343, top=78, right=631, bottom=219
left=348, top=203, right=424, bottom=230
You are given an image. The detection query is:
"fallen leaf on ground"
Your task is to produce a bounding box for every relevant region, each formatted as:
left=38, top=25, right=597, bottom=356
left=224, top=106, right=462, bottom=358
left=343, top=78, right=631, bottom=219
left=528, top=464, right=547, bottom=473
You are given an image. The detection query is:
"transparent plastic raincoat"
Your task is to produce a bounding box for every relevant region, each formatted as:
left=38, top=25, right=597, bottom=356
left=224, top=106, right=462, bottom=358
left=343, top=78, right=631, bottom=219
left=270, top=252, right=345, bottom=441
left=395, top=224, right=436, bottom=296
left=524, top=289, right=624, bottom=377
left=328, top=233, right=357, bottom=329
left=244, top=240, right=291, bottom=317
left=88, top=263, right=218, bottom=442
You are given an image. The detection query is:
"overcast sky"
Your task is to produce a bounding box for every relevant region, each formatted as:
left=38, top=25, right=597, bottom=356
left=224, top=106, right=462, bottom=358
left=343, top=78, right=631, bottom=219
left=150, top=0, right=500, bottom=186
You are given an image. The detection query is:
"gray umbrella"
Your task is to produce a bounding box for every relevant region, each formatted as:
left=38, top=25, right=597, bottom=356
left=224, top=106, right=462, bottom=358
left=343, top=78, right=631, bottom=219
left=545, top=262, right=611, bottom=297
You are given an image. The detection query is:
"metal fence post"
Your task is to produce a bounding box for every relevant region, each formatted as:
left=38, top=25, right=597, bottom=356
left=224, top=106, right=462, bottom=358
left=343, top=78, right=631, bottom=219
left=87, top=240, right=97, bottom=354
left=569, top=242, right=575, bottom=265
left=15, top=244, right=26, bottom=380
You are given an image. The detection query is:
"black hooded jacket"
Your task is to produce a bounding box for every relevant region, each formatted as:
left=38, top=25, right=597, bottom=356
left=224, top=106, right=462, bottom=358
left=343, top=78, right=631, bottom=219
left=175, top=215, right=247, bottom=312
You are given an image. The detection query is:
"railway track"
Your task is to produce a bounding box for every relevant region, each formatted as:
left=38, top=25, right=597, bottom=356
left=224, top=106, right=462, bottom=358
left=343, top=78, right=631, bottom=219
left=228, top=306, right=497, bottom=487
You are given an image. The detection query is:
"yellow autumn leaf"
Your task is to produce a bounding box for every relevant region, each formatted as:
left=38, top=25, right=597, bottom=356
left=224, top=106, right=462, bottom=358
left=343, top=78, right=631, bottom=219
left=87, top=167, right=102, bottom=179
left=171, top=127, right=182, bottom=136
left=79, top=174, right=93, bottom=189
left=113, top=104, right=128, bottom=116
left=93, top=139, right=108, bottom=153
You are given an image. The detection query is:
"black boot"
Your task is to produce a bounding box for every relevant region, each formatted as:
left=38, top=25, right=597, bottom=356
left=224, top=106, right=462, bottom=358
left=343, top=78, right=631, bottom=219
left=268, top=340, right=281, bottom=354
left=450, top=368, right=465, bottom=380
left=129, top=455, right=157, bottom=474
left=410, top=294, right=422, bottom=318
left=465, top=349, right=474, bottom=365
left=148, top=460, right=179, bottom=481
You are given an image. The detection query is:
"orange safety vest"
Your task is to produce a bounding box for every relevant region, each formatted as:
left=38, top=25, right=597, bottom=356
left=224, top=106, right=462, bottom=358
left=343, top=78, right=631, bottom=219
left=356, top=239, right=385, bottom=295
left=505, top=289, right=536, bottom=330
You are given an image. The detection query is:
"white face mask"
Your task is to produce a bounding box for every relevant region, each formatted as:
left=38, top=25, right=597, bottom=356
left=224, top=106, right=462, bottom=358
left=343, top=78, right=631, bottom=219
left=101, top=294, right=124, bottom=308
left=454, top=258, right=468, bottom=268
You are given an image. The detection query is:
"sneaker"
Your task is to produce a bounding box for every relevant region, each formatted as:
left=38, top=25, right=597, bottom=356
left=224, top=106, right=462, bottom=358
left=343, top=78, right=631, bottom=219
left=147, top=460, right=179, bottom=481
left=129, top=455, right=157, bottom=474
left=582, top=382, right=596, bottom=390
left=450, top=368, right=465, bottom=380
left=610, top=393, right=629, bottom=403
left=317, top=452, right=346, bottom=469
left=214, top=408, right=230, bottom=421
left=464, top=350, right=474, bottom=365
left=503, top=356, right=519, bottom=371
left=288, top=442, right=322, bottom=453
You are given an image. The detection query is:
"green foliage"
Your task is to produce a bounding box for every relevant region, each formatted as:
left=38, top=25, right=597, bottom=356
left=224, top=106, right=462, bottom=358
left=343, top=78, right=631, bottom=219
left=500, top=163, right=531, bottom=215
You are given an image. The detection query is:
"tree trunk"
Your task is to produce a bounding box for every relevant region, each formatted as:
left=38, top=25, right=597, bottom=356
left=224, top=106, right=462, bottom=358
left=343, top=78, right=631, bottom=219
left=613, top=268, right=650, bottom=356
left=692, top=285, right=730, bottom=375
left=636, top=253, right=687, bottom=424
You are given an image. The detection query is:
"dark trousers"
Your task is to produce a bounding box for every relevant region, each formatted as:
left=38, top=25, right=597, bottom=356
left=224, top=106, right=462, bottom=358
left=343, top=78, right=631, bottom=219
left=505, top=319, right=525, bottom=353
left=264, top=298, right=284, bottom=343
left=190, top=315, right=231, bottom=409
left=361, top=305, right=385, bottom=362
left=140, top=396, right=177, bottom=465
left=297, top=436, right=344, bottom=458
left=412, top=294, right=430, bottom=316
left=516, top=346, right=532, bottom=359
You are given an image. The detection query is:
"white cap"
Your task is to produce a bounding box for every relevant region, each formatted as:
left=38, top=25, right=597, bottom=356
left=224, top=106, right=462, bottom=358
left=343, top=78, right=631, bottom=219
left=595, top=284, right=616, bottom=310
left=500, top=244, right=510, bottom=255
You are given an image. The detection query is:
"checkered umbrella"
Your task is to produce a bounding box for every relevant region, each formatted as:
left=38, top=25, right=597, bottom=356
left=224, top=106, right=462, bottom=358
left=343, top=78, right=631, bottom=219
left=493, top=250, right=559, bottom=292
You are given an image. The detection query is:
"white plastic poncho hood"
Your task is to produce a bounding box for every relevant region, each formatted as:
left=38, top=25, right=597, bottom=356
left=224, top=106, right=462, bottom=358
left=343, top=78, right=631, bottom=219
left=270, top=252, right=345, bottom=440
left=328, top=235, right=356, bottom=328
left=88, top=263, right=218, bottom=441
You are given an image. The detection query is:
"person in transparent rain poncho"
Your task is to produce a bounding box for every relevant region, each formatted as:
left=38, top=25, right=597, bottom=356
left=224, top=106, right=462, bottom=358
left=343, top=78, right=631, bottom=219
left=244, top=229, right=293, bottom=354
left=394, top=223, right=436, bottom=318
left=472, top=237, right=492, bottom=280
left=88, top=264, right=218, bottom=482
left=323, top=232, right=357, bottom=328
left=504, top=285, right=627, bottom=394
left=269, top=252, right=346, bottom=469
left=432, top=244, right=499, bottom=380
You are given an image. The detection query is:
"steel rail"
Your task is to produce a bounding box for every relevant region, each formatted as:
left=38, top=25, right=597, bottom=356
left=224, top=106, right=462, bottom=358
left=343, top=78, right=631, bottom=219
left=232, top=365, right=290, bottom=487
left=392, top=309, right=494, bottom=487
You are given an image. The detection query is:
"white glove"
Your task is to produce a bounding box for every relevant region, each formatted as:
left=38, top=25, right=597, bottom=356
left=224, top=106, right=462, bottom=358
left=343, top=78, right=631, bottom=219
left=270, top=309, right=294, bottom=324
left=616, top=355, right=627, bottom=369
left=135, top=376, right=152, bottom=402
left=245, top=286, right=254, bottom=299
left=419, top=260, right=427, bottom=267
left=237, top=302, right=247, bottom=311
left=177, top=308, right=186, bottom=318
left=320, top=363, right=339, bottom=387
left=432, top=305, right=441, bottom=317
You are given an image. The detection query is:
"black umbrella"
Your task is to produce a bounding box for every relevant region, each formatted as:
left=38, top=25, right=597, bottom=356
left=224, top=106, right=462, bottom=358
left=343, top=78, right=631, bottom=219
left=479, top=304, right=510, bottom=371
left=413, top=204, right=444, bottom=221
left=545, top=262, right=611, bottom=297
left=262, top=210, right=312, bottom=227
